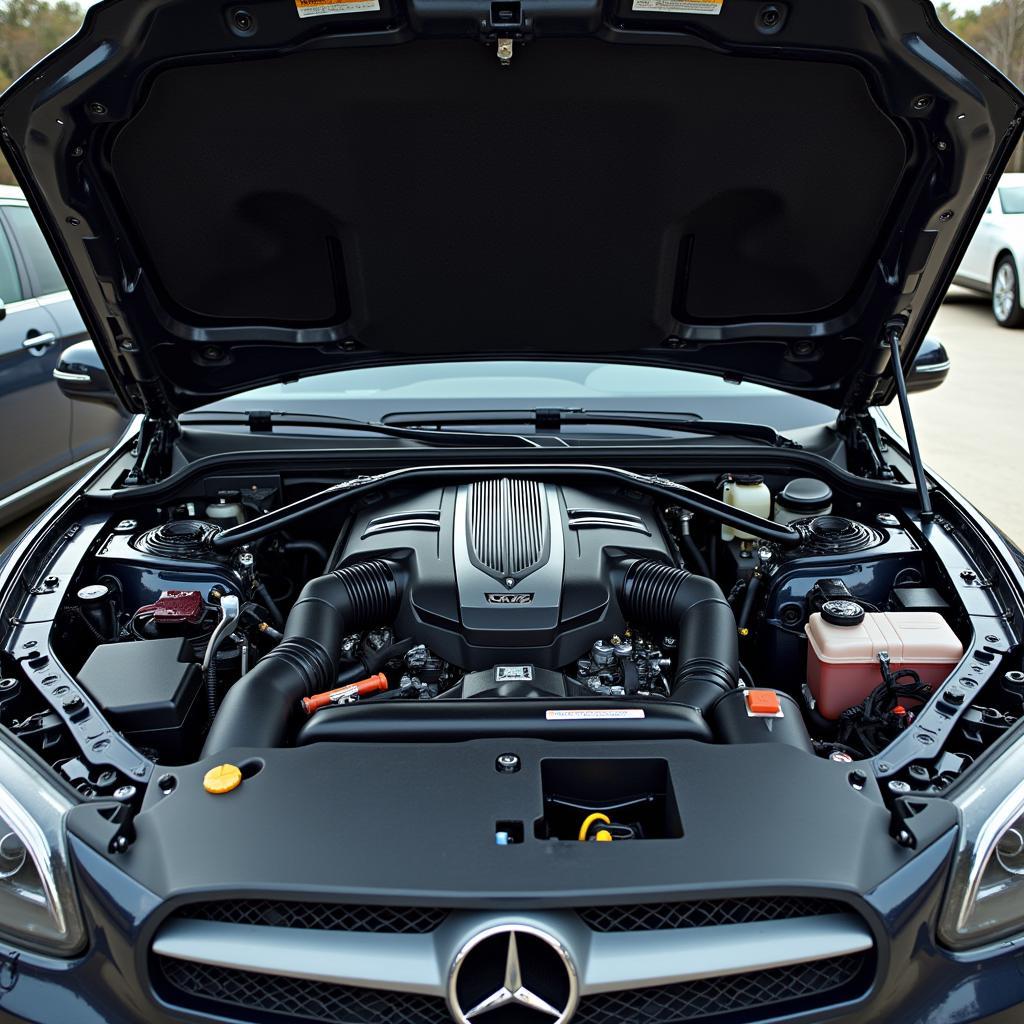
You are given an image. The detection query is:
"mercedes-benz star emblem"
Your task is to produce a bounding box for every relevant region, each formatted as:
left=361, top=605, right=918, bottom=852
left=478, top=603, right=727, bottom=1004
left=448, top=925, right=579, bottom=1024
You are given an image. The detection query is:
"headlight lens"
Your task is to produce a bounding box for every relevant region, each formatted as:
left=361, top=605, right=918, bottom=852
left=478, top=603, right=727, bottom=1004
left=0, top=738, right=84, bottom=955
left=939, top=734, right=1024, bottom=951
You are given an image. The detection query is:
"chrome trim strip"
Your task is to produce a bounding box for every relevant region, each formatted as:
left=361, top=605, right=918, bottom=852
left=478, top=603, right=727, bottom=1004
left=362, top=509, right=442, bottom=538
left=152, top=912, right=873, bottom=998
left=581, top=913, right=873, bottom=993
left=567, top=517, right=651, bottom=534
left=152, top=921, right=445, bottom=994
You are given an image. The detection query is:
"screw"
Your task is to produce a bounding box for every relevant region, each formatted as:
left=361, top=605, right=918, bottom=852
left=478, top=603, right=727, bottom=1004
left=876, top=512, right=899, bottom=527
left=111, top=836, right=128, bottom=853
left=66, top=216, right=80, bottom=226
left=115, top=519, right=137, bottom=532
left=496, top=753, right=521, bottom=774
left=829, top=750, right=853, bottom=763
left=118, top=339, right=137, bottom=353
left=792, top=339, right=814, bottom=356
left=986, top=635, right=999, bottom=644
left=202, top=345, right=222, bottom=361
left=878, top=762, right=890, bottom=773
left=71, top=145, right=84, bottom=157
left=113, top=785, right=137, bottom=801
left=960, top=569, right=977, bottom=582
left=889, top=779, right=912, bottom=794
left=937, top=140, right=948, bottom=151
left=43, top=575, right=59, bottom=588
left=913, top=95, right=933, bottom=110
left=939, top=210, right=954, bottom=222
left=157, top=773, right=177, bottom=794
left=896, top=830, right=913, bottom=847
left=87, top=101, right=107, bottom=116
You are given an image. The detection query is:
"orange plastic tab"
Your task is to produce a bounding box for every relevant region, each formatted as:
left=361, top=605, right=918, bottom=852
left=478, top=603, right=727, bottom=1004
left=746, top=689, right=782, bottom=715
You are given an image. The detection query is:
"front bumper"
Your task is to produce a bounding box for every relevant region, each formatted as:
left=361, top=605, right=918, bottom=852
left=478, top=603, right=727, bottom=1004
left=0, top=737, right=1021, bottom=1024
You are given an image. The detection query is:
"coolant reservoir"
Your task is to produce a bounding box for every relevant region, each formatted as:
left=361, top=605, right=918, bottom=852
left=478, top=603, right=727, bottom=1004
left=805, top=607, right=964, bottom=719
left=721, top=475, right=772, bottom=541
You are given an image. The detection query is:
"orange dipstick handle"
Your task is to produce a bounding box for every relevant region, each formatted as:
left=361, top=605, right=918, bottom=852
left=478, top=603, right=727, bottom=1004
left=302, top=673, right=388, bottom=715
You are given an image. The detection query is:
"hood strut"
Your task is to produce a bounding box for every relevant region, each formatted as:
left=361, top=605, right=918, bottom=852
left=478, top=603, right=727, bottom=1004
left=885, top=320, right=934, bottom=522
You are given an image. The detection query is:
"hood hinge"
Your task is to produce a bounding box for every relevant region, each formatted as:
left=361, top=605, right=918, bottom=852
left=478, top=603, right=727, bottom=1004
left=124, top=415, right=179, bottom=486
left=838, top=407, right=895, bottom=482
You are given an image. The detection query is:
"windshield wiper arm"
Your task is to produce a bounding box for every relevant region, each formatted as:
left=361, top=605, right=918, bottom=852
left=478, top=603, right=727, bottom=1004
left=382, top=409, right=800, bottom=448
left=178, top=410, right=542, bottom=448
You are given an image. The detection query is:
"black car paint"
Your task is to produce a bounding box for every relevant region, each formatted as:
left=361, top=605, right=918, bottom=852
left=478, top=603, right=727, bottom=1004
left=0, top=0, right=1018, bottom=418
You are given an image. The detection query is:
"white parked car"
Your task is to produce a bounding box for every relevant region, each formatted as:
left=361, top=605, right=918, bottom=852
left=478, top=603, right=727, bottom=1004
left=955, top=171, right=1024, bottom=327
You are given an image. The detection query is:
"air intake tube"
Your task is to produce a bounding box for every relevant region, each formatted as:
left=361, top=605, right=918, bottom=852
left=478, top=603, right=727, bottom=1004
left=619, top=560, right=739, bottom=713
left=202, top=560, right=399, bottom=756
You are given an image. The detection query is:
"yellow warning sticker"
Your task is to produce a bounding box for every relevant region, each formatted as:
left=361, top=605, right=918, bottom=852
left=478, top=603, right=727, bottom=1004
left=295, top=0, right=381, bottom=17
left=631, top=0, right=722, bottom=13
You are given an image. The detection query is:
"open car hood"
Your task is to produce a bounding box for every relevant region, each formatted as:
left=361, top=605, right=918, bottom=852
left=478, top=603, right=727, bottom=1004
left=0, top=0, right=1021, bottom=417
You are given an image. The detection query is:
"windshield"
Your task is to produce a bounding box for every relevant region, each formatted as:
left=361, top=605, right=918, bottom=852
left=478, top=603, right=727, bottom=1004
left=1001, top=187, right=1024, bottom=214
left=206, top=360, right=834, bottom=433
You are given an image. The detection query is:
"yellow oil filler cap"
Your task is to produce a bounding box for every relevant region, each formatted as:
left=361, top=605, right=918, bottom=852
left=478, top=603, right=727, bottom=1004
left=203, top=764, right=243, bottom=794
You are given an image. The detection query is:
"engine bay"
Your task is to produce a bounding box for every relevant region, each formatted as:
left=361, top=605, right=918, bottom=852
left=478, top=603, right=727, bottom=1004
left=1, top=461, right=1020, bottom=845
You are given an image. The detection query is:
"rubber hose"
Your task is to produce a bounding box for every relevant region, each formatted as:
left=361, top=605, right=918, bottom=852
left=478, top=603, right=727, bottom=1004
left=202, top=560, right=399, bottom=755
left=619, top=559, right=738, bottom=714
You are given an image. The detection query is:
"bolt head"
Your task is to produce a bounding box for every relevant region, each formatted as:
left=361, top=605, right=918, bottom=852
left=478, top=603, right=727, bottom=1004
left=496, top=753, right=521, bottom=774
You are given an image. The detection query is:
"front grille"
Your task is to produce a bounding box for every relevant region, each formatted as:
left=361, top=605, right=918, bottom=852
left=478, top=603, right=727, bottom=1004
left=157, top=958, right=451, bottom=1024
left=578, top=895, right=845, bottom=933
left=574, top=954, right=868, bottom=1024
left=156, top=952, right=868, bottom=1024
left=175, top=900, right=448, bottom=934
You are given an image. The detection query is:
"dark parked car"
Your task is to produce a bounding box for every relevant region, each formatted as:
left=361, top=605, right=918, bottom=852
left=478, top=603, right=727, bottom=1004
left=0, top=2, right=1020, bottom=1024
left=0, top=186, right=126, bottom=525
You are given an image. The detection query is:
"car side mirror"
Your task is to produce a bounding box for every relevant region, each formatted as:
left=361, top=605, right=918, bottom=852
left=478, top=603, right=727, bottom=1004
left=53, top=340, right=120, bottom=409
left=906, top=336, right=950, bottom=394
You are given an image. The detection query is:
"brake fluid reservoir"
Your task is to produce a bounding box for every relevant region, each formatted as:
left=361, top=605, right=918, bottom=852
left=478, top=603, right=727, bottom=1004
left=721, top=475, right=772, bottom=541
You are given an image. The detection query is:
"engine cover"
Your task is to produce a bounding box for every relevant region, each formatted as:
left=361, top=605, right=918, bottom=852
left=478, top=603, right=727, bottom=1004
left=336, top=479, right=675, bottom=669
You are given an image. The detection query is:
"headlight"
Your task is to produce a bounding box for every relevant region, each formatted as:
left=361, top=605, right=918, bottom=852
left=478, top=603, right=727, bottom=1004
left=939, top=732, right=1024, bottom=951
left=0, top=737, right=84, bottom=955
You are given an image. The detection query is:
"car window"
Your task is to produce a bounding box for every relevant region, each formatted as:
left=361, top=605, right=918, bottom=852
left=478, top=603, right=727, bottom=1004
left=998, top=186, right=1024, bottom=214
left=0, top=219, right=23, bottom=304
left=3, top=205, right=67, bottom=297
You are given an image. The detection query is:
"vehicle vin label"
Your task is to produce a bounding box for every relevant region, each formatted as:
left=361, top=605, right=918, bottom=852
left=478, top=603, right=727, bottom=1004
left=295, top=0, right=381, bottom=17
left=631, top=0, right=722, bottom=13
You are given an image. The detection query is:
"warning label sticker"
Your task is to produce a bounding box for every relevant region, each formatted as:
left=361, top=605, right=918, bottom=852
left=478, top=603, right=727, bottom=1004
left=295, top=0, right=381, bottom=17
left=631, top=0, right=722, bottom=13
left=545, top=709, right=646, bottom=721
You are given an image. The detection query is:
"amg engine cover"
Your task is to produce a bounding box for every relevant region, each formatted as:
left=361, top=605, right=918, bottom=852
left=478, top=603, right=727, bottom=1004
left=335, top=479, right=675, bottom=669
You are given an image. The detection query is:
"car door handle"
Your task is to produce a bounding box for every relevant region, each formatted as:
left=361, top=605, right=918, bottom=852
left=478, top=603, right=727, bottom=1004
left=22, top=332, right=57, bottom=351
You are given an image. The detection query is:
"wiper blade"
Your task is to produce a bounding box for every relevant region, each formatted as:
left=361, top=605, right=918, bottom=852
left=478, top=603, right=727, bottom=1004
left=178, top=410, right=541, bottom=448
left=383, top=408, right=800, bottom=448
